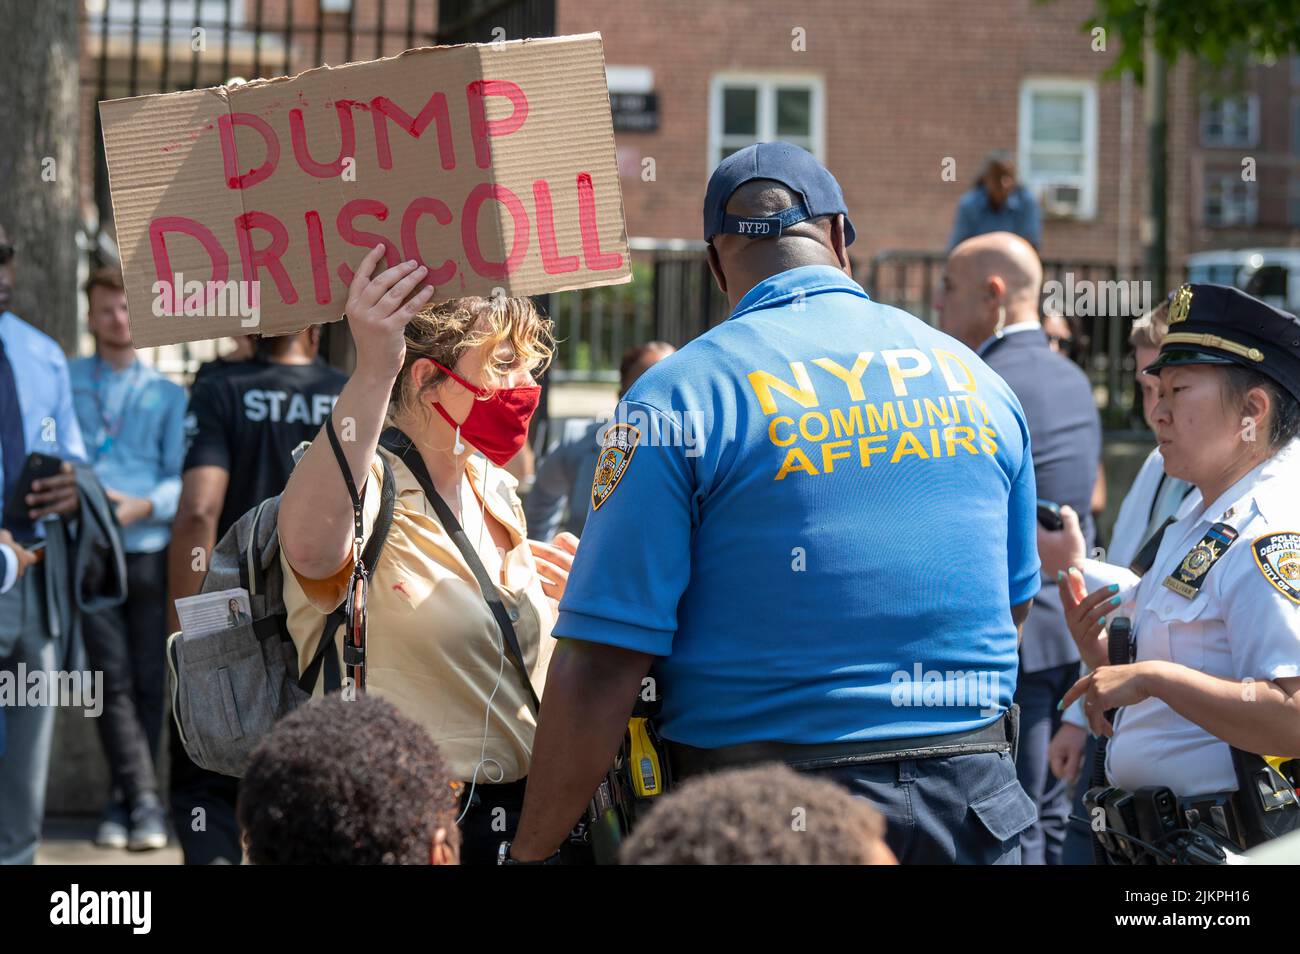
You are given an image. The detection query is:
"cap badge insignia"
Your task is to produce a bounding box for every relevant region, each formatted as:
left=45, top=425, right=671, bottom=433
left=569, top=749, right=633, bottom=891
left=1169, top=285, right=1193, bottom=324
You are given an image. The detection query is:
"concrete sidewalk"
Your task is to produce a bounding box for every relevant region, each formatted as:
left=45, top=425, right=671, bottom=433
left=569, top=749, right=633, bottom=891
left=36, top=818, right=182, bottom=865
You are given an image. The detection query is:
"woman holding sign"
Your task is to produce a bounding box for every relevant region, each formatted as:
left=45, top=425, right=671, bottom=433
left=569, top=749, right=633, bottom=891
left=276, top=244, right=577, bottom=865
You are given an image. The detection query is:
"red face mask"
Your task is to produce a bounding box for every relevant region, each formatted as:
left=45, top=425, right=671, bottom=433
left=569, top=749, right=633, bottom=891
left=427, top=359, right=540, bottom=466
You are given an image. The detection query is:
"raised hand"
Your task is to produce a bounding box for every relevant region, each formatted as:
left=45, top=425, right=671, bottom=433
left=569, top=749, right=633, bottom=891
left=1057, top=567, right=1121, bottom=671
left=344, top=244, right=436, bottom=381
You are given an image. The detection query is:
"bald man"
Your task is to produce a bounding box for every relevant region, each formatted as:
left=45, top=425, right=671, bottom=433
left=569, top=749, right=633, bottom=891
left=939, top=232, right=1102, bottom=865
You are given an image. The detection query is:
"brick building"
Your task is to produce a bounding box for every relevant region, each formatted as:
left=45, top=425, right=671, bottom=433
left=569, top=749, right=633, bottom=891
left=74, top=0, right=1299, bottom=376
left=82, top=0, right=1298, bottom=269
left=558, top=0, right=1299, bottom=273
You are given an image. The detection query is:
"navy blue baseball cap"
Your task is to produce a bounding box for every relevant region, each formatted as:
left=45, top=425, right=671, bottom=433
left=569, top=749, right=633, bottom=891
left=1145, top=283, right=1300, bottom=403
left=703, top=141, right=856, bottom=245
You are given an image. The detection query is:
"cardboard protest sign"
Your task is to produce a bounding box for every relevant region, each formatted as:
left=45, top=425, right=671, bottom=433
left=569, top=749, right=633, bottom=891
left=99, top=33, right=631, bottom=348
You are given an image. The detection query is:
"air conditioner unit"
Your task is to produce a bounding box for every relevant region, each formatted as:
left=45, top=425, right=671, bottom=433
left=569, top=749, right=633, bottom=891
left=1039, top=182, right=1083, bottom=218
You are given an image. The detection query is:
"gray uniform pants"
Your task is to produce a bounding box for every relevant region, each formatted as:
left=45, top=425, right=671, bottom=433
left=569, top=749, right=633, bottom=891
left=0, top=567, right=64, bottom=865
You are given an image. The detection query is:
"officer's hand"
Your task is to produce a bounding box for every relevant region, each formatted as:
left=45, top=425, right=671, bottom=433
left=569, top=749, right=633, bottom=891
left=529, top=532, right=579, bottom=603
left=27, top=462, right=79, bottom=520
left=1057, top=567, right=1118, bottom=671
left=1048, top=721, right=1088, bottom=783
left=0, top=529, right=38, bottom=579
left=1037, top=504, right=1086, bottom=579
left=344, top=244, right=436, bottom=382
left=1060, top=665, right=1158, bottom=737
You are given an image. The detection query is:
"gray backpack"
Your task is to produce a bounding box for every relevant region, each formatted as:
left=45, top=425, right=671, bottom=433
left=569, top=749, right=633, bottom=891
left=166, top=456, right=395, bottom=777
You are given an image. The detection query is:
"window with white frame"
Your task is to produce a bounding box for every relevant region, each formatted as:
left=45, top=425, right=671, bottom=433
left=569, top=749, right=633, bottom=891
left=1017, top=79, right=1098, bottom=219
left=1200, top=94, right=1259, bottom=148
left=709, top=75, right=823, bottom=170
left=1203, top=172, right=1257, bottom=227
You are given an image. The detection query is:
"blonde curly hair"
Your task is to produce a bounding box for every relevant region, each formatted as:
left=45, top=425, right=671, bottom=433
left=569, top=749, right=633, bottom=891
left=390, top=296, right=554, bottom=419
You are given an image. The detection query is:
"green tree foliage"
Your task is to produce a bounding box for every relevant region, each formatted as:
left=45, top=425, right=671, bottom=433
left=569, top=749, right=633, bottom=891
left=1070, top=0, right=1300, bottom=81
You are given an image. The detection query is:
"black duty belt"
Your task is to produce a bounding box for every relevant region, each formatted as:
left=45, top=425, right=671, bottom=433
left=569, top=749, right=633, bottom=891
left=668, top=707, right=1018, bottom=780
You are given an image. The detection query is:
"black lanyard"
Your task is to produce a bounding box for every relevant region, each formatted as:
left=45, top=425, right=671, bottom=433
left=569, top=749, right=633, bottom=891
left=325, top=414, right=369, bottom=694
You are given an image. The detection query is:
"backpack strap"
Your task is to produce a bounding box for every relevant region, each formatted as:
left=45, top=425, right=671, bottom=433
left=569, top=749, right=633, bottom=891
left=378, top=426, right=541, bottom=714
left=297, top=451, right=397, bottom=694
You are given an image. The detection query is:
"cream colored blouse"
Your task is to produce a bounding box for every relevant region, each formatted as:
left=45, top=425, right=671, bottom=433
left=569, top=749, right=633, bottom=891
left=280, top=445, right=557, bottom=784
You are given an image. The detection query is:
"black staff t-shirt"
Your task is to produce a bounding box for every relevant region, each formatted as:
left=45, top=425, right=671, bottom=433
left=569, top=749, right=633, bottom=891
left=184, top=355, right=348, bottom=538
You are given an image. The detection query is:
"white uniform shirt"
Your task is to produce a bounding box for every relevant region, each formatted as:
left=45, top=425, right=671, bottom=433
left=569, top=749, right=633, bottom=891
left=1063, top=449, right=1193, bottom=730
left=1106, top=438, right=1300, bottom=796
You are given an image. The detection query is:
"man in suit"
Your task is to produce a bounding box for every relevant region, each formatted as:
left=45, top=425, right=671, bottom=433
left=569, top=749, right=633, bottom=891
left=0, top=221, right=89, bottom=864
left=938, top=231, right=1101, bottom=865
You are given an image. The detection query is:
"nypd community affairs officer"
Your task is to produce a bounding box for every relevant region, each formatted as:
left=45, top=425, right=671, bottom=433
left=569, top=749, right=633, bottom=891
left=505, top=142, right=1043, bottom=865
left=1059, top=285, right=1300, bottom=861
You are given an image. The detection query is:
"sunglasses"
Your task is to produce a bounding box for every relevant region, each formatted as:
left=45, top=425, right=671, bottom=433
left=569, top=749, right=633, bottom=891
left=1047, top=334, right=1075, bottom=350
left=0, top=245, right=14, bottom=266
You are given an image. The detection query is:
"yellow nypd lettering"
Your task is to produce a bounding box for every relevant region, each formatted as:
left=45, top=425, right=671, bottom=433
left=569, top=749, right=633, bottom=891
left=890, top=430, right=928, bottom=463
left=831, top=405, right=864, bottom=439
left=944, top=425, right=978, bottom=456
left=769, top=416, right=796, bottom=447
left=866, top=402, right=897, bottom=433
left=748, top=362, right=819, bottom=415
left=858, top=434, right=889, bottom=466
left=933, top=349, right=977, bottom=393
left=774, top=446, right=819, bottom=481
left=882, top=349, right=932, bottom=397
left=746, top=347, right=1005, bottom=480
left=798, top=411, right=830, bottom=442
left=811, top=353, right=874, bottom=402
left=820, top=440, right=853, bottom=473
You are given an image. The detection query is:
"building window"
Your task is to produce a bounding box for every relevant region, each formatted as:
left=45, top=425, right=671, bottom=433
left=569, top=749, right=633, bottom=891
left=1203, top=172, right=1258, bottom=227
left=1017, top=79, right=1098, bottom=219
left=708, top=75, right=824, bottom=169
left=1200, top=94, right=1259, bottom=148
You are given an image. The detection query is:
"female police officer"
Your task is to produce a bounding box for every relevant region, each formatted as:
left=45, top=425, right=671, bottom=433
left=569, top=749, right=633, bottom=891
left=1057, top=284, right=1300, bottom=854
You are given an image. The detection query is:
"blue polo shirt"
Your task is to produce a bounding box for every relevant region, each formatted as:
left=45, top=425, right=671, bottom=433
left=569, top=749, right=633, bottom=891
left=947, top=184, right=1042, bottom=250
left=69, top=357, right=188, bottom=554
left=554, top=266, right=1039, bottom=747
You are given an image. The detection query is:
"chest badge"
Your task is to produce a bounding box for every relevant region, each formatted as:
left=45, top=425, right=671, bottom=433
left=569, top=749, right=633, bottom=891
left=1162, top=522, right=1239, bottom=599
left=591, top=423, right=640, bottom=512
left=1252, top=532, right=1300, bottom=605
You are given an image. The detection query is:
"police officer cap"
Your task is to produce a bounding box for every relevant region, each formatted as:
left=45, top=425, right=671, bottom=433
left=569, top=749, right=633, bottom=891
left=702, top=141, right=856, bottom=245
left=1145, top=283, right=1300, bottom=404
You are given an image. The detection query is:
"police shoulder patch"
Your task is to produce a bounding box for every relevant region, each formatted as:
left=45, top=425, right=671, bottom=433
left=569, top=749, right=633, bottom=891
left=591, top=423, right=640, bottom=512
left=1252, top=532, right=1300, bottom=605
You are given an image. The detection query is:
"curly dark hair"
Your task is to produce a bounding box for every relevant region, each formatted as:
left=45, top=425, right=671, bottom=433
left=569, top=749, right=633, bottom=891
left=619, top=763, right=891, bottom=865
left=237, top=694, right=460, bottom=864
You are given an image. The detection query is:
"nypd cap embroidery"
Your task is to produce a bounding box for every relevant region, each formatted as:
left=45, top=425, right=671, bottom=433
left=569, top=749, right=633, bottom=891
left=1252, top=532, right=1300, bottom=605
left=591, top=423, right=640, bottom=511
left=1162, top=522, right=1239, bottom=599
